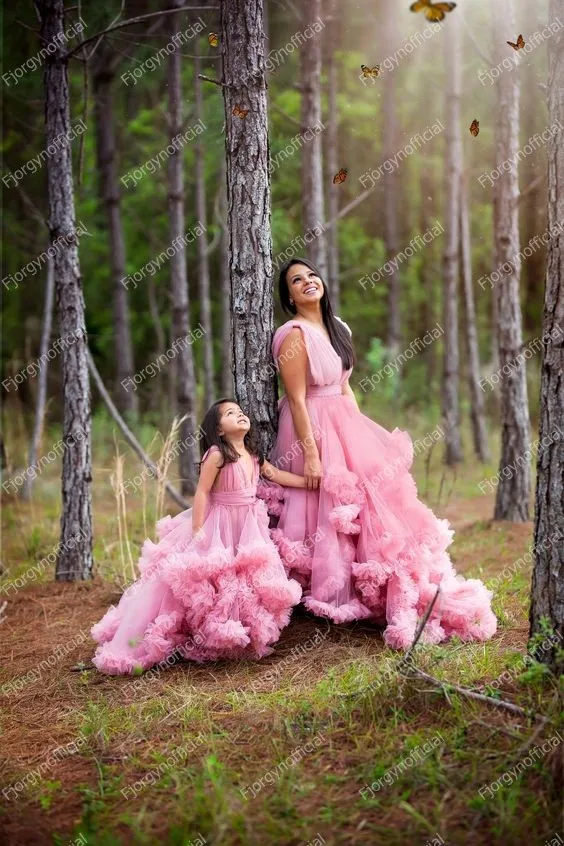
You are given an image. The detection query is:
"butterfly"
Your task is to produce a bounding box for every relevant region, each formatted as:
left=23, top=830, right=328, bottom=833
left=507, top=34, right=525, bottom=50
left=208, top=32, right=219, bottom=47
left=469, top=119, right=480, bottom=137
left=361, top=64, right=381, bottom=78
left=409, top=0, right=457, bottom=22
left=232, top=105, right=249, bottom=119
left=333, top=168, right=348, bottom=184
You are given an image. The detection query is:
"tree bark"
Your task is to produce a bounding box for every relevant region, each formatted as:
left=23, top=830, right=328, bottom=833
left=92, top=56, right=137, bottom=417
left=299, top=0, right=327, bottom=277
left=22, top=255, right=55, bottom=500
left=168, top=0, right=199, bottom=494
left=529, top=0, right=564, bottom=670
left=419, top=170, right=436, bottom=388
left=382, top=8, right=401, bottom=361
left=441, top=12, right=463, bottom=465
left=219, top=164, right=233, bottom=397
left=325, top=0, right=340, bottom=310
left=460, top=170, right=490, bottom=462
left=35, top=0, right=93, bottom=580
left=220, top=0, right=277, bottom=455
left=194, top=48, right=215, bottom=409
left=492, top=0, right=530, bottom=521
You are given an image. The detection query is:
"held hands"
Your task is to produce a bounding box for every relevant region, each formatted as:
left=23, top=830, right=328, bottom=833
left=303, top=449, right=322, bottom=491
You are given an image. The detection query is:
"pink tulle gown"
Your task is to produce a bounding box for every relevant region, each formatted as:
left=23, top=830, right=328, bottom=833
left=263, top=317, right=497, bottom=649
left=91, top=445, right=302, bottom=675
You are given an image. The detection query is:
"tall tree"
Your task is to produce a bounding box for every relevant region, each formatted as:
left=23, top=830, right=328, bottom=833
left=220, top=0, right=276, bottom=455
left=35, top=0, right=93, bottom=580
left=92, top=45, right=138, bottom=417
left=460, top=170, right=490, bottom=462
left=325, top=0, right=340, bottom=310
left=194, top=45, right=215, bottom=409
left=219, top=167, right=233, bottom=397
left=441, top=11, right=463, bottom=465
left=529, top=0, right=564, bottom=670
left=23, top=255, right=54, bottom=500
left=299, top=0, right=327, bottom=277
left=168, top=0, right=199, bottom=494
left=382, top=7, right=401, bottom=361
left=492, top=0, right=530, bottom=521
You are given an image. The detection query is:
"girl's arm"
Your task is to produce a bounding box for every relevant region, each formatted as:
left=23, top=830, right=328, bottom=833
left=260, top=459, right=306, bottom=488
left=191, top=450, right=222, bottom=534
left=278, top=328, right=322, bottom=490
left=341, top=378, right=360, bottom=411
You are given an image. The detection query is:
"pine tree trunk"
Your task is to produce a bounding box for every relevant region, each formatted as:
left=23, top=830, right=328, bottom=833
left=194, top=49, right=215, bottom=409
left=220, top=172, right=233, bottom=397
left=92, top=64, right=137, bottom=417
left=492, top=0, right=530, bottom=521
left=299, top=0, right=327, bottom=277
left=168, top=0, right=198, bottom=494
left=441, top=12, right=463, bottom=465
left=419, top=171, right=436, bottom=388
left=22, top=255, right=55, bottom=500
left=382, top=8, right=401, bottom=361
left=220, top=0, right=276, bottom=455
left=529, top=0, right=564, bottom=670
left=522, top=36, right=546, bottom=333
left=36, top=0, right=93, bottom=580
left=460, top=170, right=490, bottom=462
left=325, top=0, right=340, bottom=309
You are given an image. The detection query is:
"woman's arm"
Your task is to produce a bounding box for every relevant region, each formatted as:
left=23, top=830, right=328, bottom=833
left=261, top=459, right=306, bottom=488
left=191, top=450, right=222, bottom=535
left=341, top=378, right=360, bottom=411
left=278, top=328, right=322, bottom=490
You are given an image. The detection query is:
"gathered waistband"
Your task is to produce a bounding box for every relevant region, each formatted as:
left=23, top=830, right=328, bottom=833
left=209, top=487, right=256, bottom=506
left=305, top=385, right=343, bottom=398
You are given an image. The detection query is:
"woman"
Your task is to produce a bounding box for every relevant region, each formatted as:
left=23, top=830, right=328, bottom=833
left=264, top=256, right=496, bottom=649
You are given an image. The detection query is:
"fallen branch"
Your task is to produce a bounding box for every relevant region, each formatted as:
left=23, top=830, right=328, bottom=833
left=401, top=585, right=441, bottom=669
left=86, top=348, right=190, bottom=510
left=404, top=666, right=552, bottom=725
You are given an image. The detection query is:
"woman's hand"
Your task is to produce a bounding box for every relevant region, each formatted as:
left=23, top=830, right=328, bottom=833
left=303, top=450, right=322, bottom=490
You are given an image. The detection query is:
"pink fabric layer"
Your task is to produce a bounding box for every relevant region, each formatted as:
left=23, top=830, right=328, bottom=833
left=268, top=318, right=497, bottom=649
left=91, top=445, right=302, bottom=675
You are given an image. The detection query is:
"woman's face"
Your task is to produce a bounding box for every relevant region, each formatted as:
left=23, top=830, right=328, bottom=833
left=286, top=263, right=324, bottom=309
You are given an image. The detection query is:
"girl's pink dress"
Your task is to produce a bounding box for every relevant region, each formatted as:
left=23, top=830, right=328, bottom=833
left=262, top=317, right=496, bottom=649
left=91, top=445, right=302, bottom=675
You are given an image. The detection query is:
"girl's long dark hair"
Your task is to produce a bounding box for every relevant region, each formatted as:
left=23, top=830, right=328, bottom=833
left=198, top=398, right=265, bottom=473
left=278, top=256, right=356, bottom=370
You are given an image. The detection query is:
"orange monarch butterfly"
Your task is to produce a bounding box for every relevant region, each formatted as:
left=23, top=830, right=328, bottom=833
left=410, top=0, right=457, bottom=22
left=232, top=104, right=249, bottom=119
left=507, top=34, right=525, bottom=50
left=469, top=119, right=480, bottom=137
left=361, top=64, right=381, bottom=78
left=208, top=32, right=219, bottom=47
left=333, top=168, right=348, bottom=184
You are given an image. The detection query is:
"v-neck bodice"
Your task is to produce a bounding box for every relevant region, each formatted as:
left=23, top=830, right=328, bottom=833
left=272, top=317, right=353, bottom=389
left=199, top=445, right=259, bottom=500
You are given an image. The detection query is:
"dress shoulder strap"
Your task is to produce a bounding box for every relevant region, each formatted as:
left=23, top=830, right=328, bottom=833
left=201, top=444, right=221, bottom=464
left=272, top=319, right=311, bottom=361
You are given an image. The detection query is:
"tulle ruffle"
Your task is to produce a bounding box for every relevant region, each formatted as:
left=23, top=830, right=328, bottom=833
left=270, top=416, right=497, bottom=649
left=91, top=501, right=302, bottom=675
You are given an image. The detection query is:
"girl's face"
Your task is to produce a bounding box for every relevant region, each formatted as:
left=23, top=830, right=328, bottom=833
left=217, top=402, right=250, bottom=439
left=286, top=263, right=324, bottom=308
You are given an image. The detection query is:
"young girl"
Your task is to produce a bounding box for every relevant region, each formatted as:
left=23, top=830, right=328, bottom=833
left=91, top=399, right=306, bottom=675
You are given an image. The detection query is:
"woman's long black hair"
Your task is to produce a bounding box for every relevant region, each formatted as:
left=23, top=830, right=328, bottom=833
left=278, top=256, right=356, bottom=371
left=198, top=398, right=265, bottom=473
